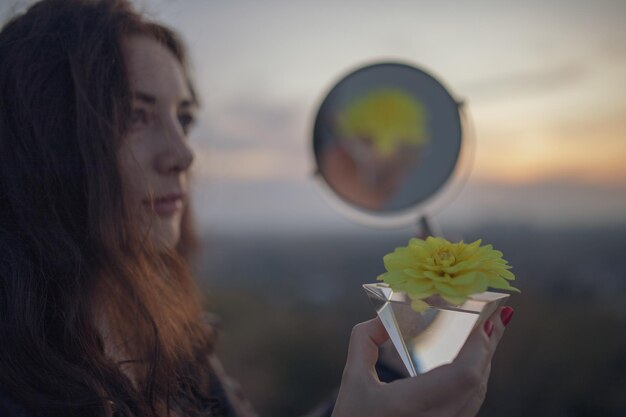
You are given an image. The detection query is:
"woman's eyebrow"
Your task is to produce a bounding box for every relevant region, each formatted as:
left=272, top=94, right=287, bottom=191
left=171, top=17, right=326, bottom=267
left=133, top=91, right=156, bottom=105
left=133, top=90, right=195, bottom=108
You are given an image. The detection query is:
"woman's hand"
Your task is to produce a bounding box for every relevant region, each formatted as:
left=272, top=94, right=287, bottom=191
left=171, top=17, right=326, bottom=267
left=332, top=307, right=513, bottom=417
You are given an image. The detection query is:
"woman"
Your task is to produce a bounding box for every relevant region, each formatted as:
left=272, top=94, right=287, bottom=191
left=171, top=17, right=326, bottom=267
left=0, top=1, right=513, bottom=416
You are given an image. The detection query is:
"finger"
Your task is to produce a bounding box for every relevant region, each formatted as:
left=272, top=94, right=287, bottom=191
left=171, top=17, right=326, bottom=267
left=343, top=318, right=389, bottom=380
left=487, top=306, right=514, bottom=361
left=434, top=345, right=494, bottom=417
left=452, top=307, right=514, bottom=417
left=422, top=361, right=490, bottom=417
left=453, top=319, right=491, bottom=375
left=453, top=362, right=492, bottom=417
left=395, top=308, right=505, bottom=412
left=456, top=306, right=511, bottom=370
left=387, top=358, right=483, bottom=411
left=382, top=308, right=514, bottom=414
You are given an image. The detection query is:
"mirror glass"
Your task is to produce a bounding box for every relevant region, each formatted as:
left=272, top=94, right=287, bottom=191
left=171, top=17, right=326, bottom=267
left=313, top=63, right=463, bottom=216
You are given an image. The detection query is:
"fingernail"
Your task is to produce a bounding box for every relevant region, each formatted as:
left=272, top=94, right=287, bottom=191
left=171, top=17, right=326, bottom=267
left=501, top=307, right=514, bottom=326
left=483, top=320, right=494, bottom=337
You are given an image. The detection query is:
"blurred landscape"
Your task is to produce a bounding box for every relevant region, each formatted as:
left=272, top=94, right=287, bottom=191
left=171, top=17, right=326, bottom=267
left=197, top=223, right=626, bottom=417
left=3, top=1, right=623, bottom=416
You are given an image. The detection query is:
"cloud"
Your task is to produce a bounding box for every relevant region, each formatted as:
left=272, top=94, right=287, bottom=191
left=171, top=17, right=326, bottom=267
left=191, top=146, right=313, bottom=181
left=190, top=171, right=626, bottom=235
left=438, top=178, right=626, bottom=228
left=194, top=95, right=310, bottom=150
left=460, top=62, right=590, bottom=101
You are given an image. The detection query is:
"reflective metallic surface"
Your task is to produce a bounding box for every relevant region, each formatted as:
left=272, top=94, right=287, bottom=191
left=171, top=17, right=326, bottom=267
left=364, top=283, right=509, bottom=375
left=314, top=63, right=463, bottom=218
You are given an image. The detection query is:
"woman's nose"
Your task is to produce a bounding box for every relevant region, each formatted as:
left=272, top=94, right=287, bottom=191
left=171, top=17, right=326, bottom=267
left=155, top=117, right=194, bottom=174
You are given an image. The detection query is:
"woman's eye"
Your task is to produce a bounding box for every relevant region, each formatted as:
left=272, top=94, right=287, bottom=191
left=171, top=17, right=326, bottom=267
left=130, top=108, right=148, bottom=127
left=178, top=113, right=196, bottom=134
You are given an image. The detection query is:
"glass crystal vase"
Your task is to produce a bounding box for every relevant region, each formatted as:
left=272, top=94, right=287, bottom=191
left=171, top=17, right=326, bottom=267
left=363, top=283, right=509, bottom=376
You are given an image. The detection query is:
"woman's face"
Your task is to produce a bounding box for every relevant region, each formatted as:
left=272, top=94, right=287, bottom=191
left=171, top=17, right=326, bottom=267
left=118, top=36, right=196, bottom=249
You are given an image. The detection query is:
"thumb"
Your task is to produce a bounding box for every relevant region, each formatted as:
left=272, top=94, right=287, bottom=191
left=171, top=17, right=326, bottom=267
left=343, top=318, right=389, bottom=381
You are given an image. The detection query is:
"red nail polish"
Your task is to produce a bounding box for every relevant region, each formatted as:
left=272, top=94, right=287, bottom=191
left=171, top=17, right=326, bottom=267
left=484, top=320, right=494, bottom=337
left=501, top=307, right=514, bottom=326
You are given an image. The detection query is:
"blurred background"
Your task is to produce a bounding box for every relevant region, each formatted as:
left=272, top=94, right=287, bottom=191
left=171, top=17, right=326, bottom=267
left=3, top=0, right=625, bottom=415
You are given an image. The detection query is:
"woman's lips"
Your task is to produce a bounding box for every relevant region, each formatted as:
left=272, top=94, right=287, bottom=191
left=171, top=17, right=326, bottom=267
left=144, top=193, right=185, bottom=216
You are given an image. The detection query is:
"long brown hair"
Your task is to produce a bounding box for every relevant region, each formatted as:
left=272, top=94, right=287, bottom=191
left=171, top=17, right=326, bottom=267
left=0, top=0, right=216, bottom=415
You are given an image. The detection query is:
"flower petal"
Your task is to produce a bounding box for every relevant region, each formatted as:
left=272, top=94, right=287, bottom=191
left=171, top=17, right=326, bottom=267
left=403, top=269, right=425, bottom=279
left=379, top=236, right=520, bottom=308
left=499, top=269, right=516, bottom=280
left=441, top=295, right=467, bottom=305
left=423, top=270, right=448, bottom=282
left=411, top=299, right=430, bottom=312
left=488, top=276, right=521, bottom=292
left=451, top=271, right=479, bottom=285
left=378, top=270, right=409, bottom=285
left=403, top=280, right=433, bottom=294
left=433, top=281, right=461, bottom=296
left=405, top=290, right=437, bottom=299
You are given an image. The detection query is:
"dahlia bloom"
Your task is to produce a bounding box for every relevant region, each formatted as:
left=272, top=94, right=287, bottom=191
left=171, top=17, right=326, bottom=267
left=337, top=88, right=428, bottom=156
left=378, top=237, right=520, bottom=311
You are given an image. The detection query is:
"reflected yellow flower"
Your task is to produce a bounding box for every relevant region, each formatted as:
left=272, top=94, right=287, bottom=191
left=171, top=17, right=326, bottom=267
left=378, top=237, right=520, bottom=312
left=338, top=89, right=428, bottom=156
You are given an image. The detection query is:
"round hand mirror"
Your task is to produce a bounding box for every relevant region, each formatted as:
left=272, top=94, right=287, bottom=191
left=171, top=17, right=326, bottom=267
left=312, top=62, right=472, bottom=228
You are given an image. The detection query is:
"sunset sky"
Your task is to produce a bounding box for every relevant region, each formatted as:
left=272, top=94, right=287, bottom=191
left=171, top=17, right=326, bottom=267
left=2, top=0, right=625, bottom=232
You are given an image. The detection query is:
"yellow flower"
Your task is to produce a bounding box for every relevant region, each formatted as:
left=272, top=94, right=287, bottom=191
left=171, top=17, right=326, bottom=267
left=378, top=237, right=520, bottom=312
left=338, top=89, right=428, bottom=156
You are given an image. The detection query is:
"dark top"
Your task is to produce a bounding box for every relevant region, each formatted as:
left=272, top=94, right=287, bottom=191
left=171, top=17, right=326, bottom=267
left=0, top=360, right=243, bottom=417
left=0, top=348, right=403, bottom=417
left=0, top=391, right=31, bottom=417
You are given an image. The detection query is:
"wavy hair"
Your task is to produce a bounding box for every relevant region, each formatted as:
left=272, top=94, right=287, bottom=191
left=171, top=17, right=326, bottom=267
left=0, top=1, right=216, bottom=416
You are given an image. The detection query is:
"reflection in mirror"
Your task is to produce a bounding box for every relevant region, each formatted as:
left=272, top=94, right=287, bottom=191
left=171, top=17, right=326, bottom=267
left=323, top=88, right=429, bottom=210
left=314, top=63, right=463, bottom=217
